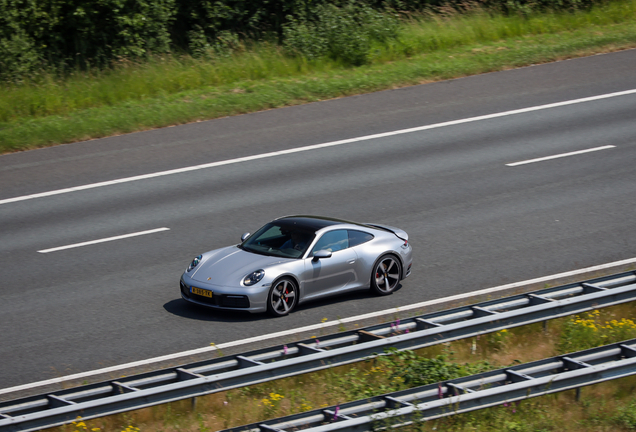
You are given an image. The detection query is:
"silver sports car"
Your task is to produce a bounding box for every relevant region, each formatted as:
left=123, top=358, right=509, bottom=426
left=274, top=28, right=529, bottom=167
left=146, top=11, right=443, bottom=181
left=180, top=215, right=413, bottom=316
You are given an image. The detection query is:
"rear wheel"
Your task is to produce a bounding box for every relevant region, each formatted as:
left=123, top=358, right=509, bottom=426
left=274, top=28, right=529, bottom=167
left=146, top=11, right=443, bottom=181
left=267, top=277, right=298, bottom=317
left=371, top=255, right=401, bottom=296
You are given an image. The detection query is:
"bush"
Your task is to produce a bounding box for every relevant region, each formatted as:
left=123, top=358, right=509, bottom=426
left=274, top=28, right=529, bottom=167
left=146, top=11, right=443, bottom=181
left=0, top=29, right=42, bottom=83
left=0, top=0, right=176, bottom=81
left=0, top=0, right=615, bottom=82
left=283, top=2, right=400, bottom=66
left=398, top=354, right=493, bottom=386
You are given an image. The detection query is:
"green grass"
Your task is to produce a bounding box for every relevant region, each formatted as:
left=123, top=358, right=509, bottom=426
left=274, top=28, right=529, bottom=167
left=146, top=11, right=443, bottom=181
left=2, top=0, right=636, bottom=153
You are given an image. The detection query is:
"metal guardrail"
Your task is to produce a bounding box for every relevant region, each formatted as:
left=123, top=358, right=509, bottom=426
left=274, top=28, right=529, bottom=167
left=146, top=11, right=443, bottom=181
left=225, top=338, right=636, bottom=432
left=1, top=270, right=635, bottom=432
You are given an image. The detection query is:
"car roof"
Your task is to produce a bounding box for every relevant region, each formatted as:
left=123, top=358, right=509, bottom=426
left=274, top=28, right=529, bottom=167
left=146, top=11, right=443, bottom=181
left=274, top=215, right=369, bottom=233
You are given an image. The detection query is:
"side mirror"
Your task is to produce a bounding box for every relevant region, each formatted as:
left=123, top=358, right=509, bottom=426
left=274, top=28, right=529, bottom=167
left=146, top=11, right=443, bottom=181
left=312, top=250, right=332, bottom=261
left=241, top=232, right=251, bottom=242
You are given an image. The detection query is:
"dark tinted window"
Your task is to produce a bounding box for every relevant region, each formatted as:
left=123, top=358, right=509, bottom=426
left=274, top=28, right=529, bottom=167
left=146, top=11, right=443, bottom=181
left=348, top=230, right=374, bottom=247
left=241, top=222, right=314, bottom=259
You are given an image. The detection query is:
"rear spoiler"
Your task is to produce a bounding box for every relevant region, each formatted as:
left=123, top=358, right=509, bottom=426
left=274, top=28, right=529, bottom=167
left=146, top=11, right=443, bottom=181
left=365, top=223, right=408, bottom=242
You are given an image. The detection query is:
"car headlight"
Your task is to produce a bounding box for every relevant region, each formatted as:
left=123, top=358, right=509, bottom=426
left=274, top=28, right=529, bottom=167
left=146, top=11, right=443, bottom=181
left=243, top=269, right=265, bottom=286
left=187, top=255, right=202, bottom=272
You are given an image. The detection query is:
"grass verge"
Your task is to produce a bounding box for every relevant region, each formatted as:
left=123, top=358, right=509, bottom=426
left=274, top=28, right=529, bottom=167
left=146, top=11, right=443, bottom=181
left=47, top=302, right=636, bottom=432
left=1, top=0, right=636, bottom=153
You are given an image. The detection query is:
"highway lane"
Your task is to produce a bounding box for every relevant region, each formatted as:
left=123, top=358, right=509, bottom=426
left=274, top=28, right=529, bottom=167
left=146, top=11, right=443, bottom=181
left=1, top=50, right=635, bottom=391
left=2, top=49, right=636, bottom=199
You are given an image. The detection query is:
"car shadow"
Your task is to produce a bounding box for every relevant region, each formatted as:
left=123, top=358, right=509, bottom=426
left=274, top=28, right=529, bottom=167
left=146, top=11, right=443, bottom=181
left=163, top=299, right=262, bottom=323
left=293, top=283, right=404, bottom=313
left=164, top=283, right=403, bottom=322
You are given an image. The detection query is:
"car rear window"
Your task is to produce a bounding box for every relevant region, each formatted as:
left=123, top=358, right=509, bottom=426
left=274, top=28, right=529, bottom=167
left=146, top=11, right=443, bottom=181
left=348, top=230, right=374, bottom=247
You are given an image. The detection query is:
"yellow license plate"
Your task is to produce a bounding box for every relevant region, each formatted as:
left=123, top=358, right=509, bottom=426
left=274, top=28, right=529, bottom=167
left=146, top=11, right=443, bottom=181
left=192, top=287, right=213, bottom=298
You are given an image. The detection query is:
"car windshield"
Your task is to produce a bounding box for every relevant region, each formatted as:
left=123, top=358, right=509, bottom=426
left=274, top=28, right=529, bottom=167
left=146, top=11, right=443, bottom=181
left=240, top=222, right=315, bottom=259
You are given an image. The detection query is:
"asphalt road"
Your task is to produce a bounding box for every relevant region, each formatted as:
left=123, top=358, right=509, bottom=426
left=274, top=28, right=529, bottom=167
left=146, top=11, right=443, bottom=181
left=1, top=49, right=635, bottom=391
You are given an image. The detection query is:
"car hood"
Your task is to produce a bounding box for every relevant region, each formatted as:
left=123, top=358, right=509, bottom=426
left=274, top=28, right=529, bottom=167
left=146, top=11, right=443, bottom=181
left=189, top=246, right=291, bottom=285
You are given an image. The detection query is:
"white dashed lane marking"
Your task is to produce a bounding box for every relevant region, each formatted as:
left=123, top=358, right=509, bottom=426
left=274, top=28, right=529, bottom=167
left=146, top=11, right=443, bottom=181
left=37, top=227, right=170, bottom=253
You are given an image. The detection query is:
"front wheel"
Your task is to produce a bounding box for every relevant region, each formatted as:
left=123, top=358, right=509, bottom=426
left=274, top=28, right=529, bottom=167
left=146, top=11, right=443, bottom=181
left=267, top=277, right=298, bottom=317
left=370, top=255, right=401, bottom=296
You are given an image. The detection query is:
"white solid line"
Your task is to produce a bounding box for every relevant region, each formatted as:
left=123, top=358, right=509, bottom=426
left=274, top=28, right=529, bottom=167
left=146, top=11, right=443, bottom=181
left=37, top=228, right=170, bottom=253
left=2, top=89, right=636, bottom=206
left=506, top=145, right=616, bottom=166
left=2, top=255, right=636, bottom=396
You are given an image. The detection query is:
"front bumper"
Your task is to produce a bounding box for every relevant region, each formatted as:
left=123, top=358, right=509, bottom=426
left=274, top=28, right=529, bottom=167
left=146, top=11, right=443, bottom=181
left=179, top=275, right=269, bottom=313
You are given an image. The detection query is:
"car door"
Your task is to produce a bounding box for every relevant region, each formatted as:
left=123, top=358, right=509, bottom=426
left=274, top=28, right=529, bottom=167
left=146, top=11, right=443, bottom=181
left=301, top=229, right=359, bottom=301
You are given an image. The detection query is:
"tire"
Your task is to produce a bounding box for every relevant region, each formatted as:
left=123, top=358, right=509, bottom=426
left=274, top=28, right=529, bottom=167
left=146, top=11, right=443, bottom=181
left=370, top=255, right=401, bottom=296
left=267, top=277, right=298, bottom=317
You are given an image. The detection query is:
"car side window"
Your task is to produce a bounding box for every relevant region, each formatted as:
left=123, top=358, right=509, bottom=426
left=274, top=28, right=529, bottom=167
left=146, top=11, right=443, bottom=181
left=348, top=230, right=374, bottom=247
left=310, top=230, right=349, bottom=256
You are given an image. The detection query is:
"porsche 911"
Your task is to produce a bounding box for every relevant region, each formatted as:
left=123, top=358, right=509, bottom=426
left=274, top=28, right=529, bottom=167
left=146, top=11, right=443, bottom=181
left=180, top=215, right=413, bottom=316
